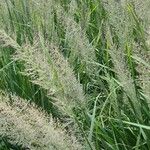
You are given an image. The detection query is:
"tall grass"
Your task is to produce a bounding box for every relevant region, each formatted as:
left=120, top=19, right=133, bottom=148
left=0, top=0, right=150, bottom=149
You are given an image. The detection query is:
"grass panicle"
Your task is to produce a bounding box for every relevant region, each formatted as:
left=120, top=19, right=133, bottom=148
left=0, top=92, right=83, bottom=150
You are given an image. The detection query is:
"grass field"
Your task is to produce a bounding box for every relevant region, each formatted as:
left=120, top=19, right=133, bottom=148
left=0, top=0, right=150, bottom=149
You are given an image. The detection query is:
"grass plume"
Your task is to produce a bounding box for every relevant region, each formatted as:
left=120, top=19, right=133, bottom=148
left=0, top=91, right=83, bottom=150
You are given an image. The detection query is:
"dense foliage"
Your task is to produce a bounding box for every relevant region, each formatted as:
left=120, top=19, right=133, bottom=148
left=0, top=0, right=150, bottom=149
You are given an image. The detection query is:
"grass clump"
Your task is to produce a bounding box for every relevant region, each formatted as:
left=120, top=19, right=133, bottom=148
left=0, top=0, right=150, bottom=149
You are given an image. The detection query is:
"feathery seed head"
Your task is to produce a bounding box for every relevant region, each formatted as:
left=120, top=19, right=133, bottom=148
left=0, top=92, right=83, bottom=150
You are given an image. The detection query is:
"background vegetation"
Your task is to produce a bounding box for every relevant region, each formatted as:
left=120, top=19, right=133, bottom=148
left=0, top=0, right=150, bottom=149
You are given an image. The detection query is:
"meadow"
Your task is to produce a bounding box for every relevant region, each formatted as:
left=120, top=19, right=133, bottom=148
left=0, top=0, right=150, bottom=149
